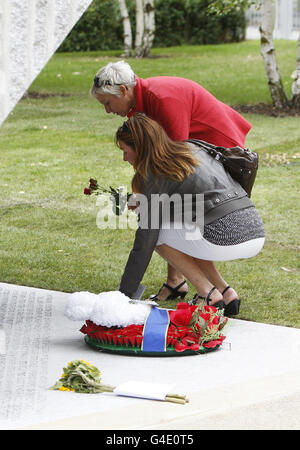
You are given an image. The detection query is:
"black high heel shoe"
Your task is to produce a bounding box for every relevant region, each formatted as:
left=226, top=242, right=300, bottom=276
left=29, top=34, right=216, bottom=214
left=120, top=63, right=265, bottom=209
left=222, top=286, right=241, bottom=317
left=150, top=280, right=188, bottom=301
left=189, top=287, right=225, bottom=310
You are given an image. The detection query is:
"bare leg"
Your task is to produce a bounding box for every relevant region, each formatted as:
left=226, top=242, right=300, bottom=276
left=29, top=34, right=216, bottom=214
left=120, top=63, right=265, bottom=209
left=167, top=263, right=185, bottom=286
left=193, top=259, right=239, bottom=304
left=155, top=244, right=223, bottom=305
left=152, top=253, right=188, bottom=300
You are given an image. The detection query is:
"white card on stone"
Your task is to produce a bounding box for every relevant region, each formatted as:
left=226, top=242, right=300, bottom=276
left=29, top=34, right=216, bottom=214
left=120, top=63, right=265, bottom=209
left=114, top=381, right=176, bottom=401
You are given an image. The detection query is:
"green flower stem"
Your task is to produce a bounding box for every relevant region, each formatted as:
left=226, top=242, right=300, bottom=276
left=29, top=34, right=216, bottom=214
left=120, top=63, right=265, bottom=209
left=67, top=368, right=115, bottom=393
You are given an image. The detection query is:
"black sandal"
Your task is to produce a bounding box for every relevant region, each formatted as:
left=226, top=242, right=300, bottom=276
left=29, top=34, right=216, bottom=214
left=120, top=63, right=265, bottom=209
left=150, top=280, right=188, bottom=301
left=222, top=286, right=241, bottom=317
left=189, top=287, right=225, bottom=310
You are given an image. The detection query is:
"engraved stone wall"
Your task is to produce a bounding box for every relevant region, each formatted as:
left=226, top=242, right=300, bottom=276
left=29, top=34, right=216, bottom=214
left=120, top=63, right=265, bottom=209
left=0, top=0, right=93, bottom=126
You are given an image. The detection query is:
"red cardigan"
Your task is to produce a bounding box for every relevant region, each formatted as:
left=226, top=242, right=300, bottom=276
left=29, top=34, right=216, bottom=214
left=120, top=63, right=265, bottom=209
left=128, top=76, right=251, bottom=148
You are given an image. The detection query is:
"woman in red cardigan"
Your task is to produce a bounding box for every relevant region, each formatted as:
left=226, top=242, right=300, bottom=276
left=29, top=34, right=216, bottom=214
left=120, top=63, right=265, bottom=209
left=91, top=60, right=252, bottom=306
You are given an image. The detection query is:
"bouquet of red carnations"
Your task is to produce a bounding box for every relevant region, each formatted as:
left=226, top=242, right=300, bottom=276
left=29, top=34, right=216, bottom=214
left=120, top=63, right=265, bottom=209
left=84, top=178, right=132, bottom=216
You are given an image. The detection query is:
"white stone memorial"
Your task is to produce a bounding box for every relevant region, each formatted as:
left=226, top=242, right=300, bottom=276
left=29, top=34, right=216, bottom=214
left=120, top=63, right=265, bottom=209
left=0, top=282, right=300, bottom=430
left=0, top=0, right=93, bottom=127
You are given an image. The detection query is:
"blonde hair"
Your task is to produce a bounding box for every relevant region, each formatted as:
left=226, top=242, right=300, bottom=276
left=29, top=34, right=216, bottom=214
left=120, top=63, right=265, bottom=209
left=116, top=113, right=199, bottom=193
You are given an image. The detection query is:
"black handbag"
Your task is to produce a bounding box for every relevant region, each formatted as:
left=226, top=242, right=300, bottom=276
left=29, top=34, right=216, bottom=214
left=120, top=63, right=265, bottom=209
left=186, top=139, right=259, bottom=197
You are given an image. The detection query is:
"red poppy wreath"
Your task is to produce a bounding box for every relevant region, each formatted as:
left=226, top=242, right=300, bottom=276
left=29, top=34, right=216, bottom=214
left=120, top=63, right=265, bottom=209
left=65, top=291, right=228, bottom=356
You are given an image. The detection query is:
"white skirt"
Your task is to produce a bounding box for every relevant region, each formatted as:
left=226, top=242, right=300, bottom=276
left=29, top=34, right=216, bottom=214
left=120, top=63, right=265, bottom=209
left=156, top=226, right=265, bottom=261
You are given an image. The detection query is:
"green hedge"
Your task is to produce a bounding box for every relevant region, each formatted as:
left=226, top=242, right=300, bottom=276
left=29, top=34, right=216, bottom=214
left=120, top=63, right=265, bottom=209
left=57, top=0, right=246, bottom=53
left=58, top=0, right=123, bottom=52
left=154, top=0, right=246, bottom=47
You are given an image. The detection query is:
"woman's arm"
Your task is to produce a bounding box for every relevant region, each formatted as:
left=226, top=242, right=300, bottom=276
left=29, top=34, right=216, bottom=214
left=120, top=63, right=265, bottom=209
left=119, top=176, right=175, bottom=298
left=119, top=227, right=160, bottom=298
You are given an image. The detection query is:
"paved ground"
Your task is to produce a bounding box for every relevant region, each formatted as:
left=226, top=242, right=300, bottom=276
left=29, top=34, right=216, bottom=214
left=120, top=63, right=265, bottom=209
left=0, top=282, right=299, bottom=430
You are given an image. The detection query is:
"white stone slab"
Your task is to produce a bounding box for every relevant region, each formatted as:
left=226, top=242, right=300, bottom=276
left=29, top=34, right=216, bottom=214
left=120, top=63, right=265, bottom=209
left=0, top=282, right=300, bottom=430
left=0, top=0, right=93, bottom=126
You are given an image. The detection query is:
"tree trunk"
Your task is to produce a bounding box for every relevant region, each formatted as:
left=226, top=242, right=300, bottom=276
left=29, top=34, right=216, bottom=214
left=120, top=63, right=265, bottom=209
left=142, top=0, right=155, bottom=57
left=259, top=0, right=289, bottom=109
left=118, top=0, right=132, bottom=57
left=135, top=0, right=144, bottom=58
left=291, top=32, right=300, bottom=108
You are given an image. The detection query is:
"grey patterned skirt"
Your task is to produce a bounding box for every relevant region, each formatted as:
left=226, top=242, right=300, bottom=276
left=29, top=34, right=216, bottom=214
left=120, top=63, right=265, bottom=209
left=203, top=206, right=265, bottom=246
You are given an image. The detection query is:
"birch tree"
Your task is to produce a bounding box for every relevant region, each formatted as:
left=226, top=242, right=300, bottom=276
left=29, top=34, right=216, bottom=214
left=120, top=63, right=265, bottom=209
left=143, top=0, right=155, bottom=57
left=118, top=0, right=156, bottom=58
left=291, top=32, right=300, bottom=107
left=118, top=0, right=132, bottom=57
left=135, top=0, right=144, bottom=58
left=259, top=0, right=289, bottom=108
left=208, top=0, right=300, bottom=110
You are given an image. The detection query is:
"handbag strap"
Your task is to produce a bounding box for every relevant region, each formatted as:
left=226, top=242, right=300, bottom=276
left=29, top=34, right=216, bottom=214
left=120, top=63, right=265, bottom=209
left=186, top=139, right=226, bottom=163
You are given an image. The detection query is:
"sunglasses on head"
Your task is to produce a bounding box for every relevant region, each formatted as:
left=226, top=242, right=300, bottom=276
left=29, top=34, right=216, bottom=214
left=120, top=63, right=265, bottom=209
left=94, top=76, right=123, bottom=89
left=120, top=120, right=131, bottom=133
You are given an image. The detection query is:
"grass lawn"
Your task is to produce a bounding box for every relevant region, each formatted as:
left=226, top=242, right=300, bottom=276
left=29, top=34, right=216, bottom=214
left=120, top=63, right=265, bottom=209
left=0, top=41, right=299, bottom=327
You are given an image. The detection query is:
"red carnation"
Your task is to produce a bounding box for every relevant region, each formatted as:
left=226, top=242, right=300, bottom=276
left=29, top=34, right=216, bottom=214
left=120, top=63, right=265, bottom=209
left=199, top=312, right=211, bottom=321
left=176, top=302, right=190, bottom=309
left=89, top=178, right=98, bottom=187
left=174, top=341, right=188, bottom=352
left=169, top=303, right=197, bottom=327
left=212, top=315, right=219, bottom=325
left=84, top=187, right=91, bottom=195
left=203, top=305, right=218, bottom=314
left=203, top=335, right=226, bottom=348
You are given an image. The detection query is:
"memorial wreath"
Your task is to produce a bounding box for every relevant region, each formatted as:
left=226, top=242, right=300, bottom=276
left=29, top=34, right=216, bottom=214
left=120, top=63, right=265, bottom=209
left=65, top=291, right=228, bottom=356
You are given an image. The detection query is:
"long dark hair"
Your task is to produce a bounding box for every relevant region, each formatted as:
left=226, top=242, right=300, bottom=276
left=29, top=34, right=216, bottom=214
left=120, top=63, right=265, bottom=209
left=116, top=113, right=199, bottom=193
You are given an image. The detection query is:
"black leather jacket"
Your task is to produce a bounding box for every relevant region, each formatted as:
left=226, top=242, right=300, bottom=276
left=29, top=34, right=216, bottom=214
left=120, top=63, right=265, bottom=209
left=119, top=146, right=253, bottom=298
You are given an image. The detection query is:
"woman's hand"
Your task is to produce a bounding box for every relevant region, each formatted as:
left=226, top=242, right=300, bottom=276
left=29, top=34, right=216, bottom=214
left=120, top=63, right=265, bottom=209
left=128, top=193, right=139, bottom=211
